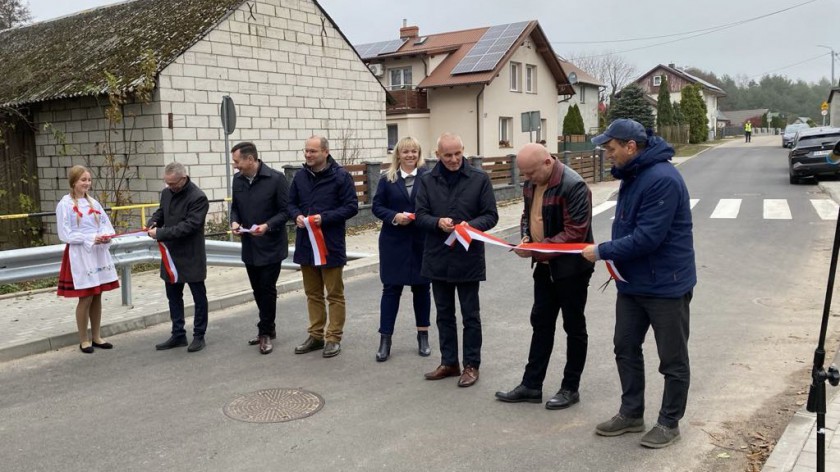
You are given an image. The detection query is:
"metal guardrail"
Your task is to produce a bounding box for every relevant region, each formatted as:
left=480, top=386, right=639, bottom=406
left=0, top=238, right=371, bottom=306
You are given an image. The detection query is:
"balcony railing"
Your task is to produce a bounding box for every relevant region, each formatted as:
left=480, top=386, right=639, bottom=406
left=386, top=86, right=428, bottom=113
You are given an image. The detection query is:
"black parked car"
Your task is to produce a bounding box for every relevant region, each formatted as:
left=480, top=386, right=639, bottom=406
left=782, top=123, right=811, bottom=148
left=788, top=126, right=840, bottom=184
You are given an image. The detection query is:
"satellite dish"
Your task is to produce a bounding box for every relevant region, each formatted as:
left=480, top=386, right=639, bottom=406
left=568, top=72, right=578, bottom=85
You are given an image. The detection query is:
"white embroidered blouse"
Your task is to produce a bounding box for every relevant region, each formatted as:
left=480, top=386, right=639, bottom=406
left=56, top=195, right=119, bottom=289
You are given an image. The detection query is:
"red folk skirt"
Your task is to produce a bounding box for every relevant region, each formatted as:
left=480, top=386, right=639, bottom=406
left=56, top=245, right=120, bottom=298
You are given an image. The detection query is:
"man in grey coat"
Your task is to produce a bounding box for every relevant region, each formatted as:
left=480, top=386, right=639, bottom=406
left=147, top=162, right=210, bottom=352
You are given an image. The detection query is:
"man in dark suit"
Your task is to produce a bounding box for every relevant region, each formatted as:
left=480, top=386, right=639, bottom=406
left=230, top=142, right=290, bottom=355
left=147, top=162, right=210, bottom=352
left=415, top=132, right=498, bottom=387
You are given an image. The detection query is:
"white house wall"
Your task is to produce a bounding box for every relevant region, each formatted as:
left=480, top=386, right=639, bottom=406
left=426, top=86, right=480, bottom=157
left=481, top=40, right=557, bottom=157
left=557, top=83, right=601, bottom=136
left=156, top=0, right=387, bottom=200
left=387, top=114, right=431, bottom=154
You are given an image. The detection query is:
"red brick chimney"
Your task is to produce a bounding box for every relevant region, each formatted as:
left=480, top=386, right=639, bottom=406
left=400, top=19, right=419, bottom=40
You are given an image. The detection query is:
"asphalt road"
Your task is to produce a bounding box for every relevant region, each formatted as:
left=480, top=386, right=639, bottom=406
left=3, top=137, right=839, bottom=471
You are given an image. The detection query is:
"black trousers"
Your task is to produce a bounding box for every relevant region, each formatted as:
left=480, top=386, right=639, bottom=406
left=165, top=281, right=208, bottom=338
left=521, top=264, right=592, bottom=392
left=614, top=291, right=692, bottom=429
left=246, top=263, right=283, bottom=336
left=432, top=280, right=481, bottom=368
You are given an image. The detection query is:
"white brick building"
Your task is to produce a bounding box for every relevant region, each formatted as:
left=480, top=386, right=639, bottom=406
left=0, top=0, right=385, bottom=240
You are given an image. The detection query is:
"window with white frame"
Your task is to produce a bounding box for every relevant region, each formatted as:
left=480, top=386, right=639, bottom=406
left=525, top=64, right=537, bottom=93
left=653, top=75, right=662, bottom=86
left=389, top=67, right=412, bottom=90
left=579, top=86, right=586, bottom=104
left=499, top=117, right=513, bottom=146
left=536, top=118, right=548, bottom=142
left=510, top=62, right=521, bottom=92
left=387, top=124, right=398, bottom=151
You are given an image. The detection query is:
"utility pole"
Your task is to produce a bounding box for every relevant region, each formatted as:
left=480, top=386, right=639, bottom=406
left=817, top=45, right=836, bottom=86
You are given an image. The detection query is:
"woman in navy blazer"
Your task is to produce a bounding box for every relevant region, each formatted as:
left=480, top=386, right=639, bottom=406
left=371, top=137, right=432, bottom=362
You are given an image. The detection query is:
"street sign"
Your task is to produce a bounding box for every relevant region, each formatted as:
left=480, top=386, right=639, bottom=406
left=822, top=110, right=829, bottom=116
left=822, top=101, right=829, bottom=111
left=220, top=96, right=236, bottom=135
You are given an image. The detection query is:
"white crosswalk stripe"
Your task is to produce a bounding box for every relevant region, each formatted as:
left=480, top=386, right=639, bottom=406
left=710, top=199, right=742, bottom=219
left=763, top=199, right=792, bottom=219
left=596, top=198, right=840, bottom=221
left=811, top=199, right=839, bottom=220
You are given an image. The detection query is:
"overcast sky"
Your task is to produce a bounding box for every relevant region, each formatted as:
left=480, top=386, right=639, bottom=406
left=27, top=0, right=840, bottom=87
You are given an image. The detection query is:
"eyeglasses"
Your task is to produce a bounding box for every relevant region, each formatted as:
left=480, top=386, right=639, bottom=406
left=164, top=175, right=187, bottom=189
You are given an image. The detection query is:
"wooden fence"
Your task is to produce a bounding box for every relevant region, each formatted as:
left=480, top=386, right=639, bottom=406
left=0, top=116, right=40, bottom=250
left=658, top=125, right=690, bottom=145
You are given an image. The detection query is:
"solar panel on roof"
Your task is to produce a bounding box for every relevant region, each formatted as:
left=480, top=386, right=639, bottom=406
left=354, top=39, right=407, bottom=60
left=451, top=21, right=530, bottom=75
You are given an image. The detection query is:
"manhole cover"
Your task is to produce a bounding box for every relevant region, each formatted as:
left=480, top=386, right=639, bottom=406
left=223, top=388, right=324, bottom=423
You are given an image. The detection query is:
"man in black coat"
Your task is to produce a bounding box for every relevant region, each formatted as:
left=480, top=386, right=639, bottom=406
left=495, top=143, right=594, bottom=409
left=147, top=162, right=210, bottom=352
left=230, top=142, right=290, bottom=355
left=415, top=133, right=498, bottom=387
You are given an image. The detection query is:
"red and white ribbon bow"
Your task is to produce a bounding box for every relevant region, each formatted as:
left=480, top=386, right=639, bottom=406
left=157, top=242, right=179, bottom=283
left=444, top=223, right=626, bottom=283
left=303, top=216, right=329, bottom=266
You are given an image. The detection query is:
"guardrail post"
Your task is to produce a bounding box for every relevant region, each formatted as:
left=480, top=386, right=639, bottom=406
left=364, top=161, right=382, bottom=204
left=469, top=155, right=484, bottom=172
left=597, top=147, right=605, bottom=181
left=120, top=265, right=132, bottom=306
left=509, top=154, right=519, bottom=188
left=282, top=164, right=303, bottom=184
left=563, top=151, right=570, bottom=167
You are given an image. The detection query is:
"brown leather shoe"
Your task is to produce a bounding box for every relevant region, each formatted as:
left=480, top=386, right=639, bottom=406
left=424, top=364, right=461, bottom=380
left=258, top=335, right=273, bottom=355
left=248, top=332, right=276, bottom=345
left=458, top=366, right=479, bottom=387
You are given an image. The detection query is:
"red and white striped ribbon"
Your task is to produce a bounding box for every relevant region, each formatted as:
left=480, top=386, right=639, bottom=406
left=303, top=216, right=329, bottom=266
left=157, top=242, right=179, bottom=284
left=443, top=223, right=627, bottom=283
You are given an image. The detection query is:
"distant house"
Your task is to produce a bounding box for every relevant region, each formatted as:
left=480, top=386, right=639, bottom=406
left=354, top=20, right=574, bottom=156
left=557, top=58, right=604, bottom=135
left=634, top=64, right=726, bottom=139
left=792, top=116, right=812, bottom=125
left=721, top=109, right=770, bottom=127
left=0, top=0, right=386, bottom=241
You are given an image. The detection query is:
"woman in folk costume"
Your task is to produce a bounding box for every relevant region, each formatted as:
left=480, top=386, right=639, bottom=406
left=56, top=165, right=120, bottom=354
left=371, top=136, right=432, bottom=362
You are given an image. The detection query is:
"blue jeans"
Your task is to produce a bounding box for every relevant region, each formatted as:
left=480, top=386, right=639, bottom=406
left=614, top=291, right=692, bottom=428
left=432, top=281, right=481, bottom=368
left=378, top=283, right=431, bottom=335
left=165, top=281, right=208, bottom=338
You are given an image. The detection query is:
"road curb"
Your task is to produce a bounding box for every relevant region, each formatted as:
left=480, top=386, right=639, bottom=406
left=0, top=226, right=521, bottom=364
left=818, top=182, right=840, bottom=205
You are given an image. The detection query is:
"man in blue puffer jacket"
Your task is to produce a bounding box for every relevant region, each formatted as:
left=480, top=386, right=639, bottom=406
left=582, top=118, right=696, bottom=449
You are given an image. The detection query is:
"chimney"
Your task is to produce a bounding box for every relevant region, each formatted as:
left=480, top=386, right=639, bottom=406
left=668, top=63, right=676, bottom=68
left=400, top=20, right=419, bottom=40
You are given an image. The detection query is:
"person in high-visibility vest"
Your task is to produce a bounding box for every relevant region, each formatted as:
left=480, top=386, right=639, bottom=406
left=744, top=121, right=752, bottom=143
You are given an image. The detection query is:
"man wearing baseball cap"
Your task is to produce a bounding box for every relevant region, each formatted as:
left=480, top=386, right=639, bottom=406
left=582, top=118, right=696, bottom=448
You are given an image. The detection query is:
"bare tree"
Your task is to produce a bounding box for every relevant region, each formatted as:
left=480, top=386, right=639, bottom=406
left=564, top=51, right=638, bottom=103
left=0, top=0, right=32, bottom=30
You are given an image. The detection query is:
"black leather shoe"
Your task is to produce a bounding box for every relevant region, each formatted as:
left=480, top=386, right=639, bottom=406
left=156, top=335, right=188, bottom=350
left=545, top=389, right=580, bottom=410
left=294, top=336, right=325, bottom=354
left=187, top=337, right=205, bottom=352
left=91, top=340, right=113, bottom=349
left=495, top=384, right=543, bottom=403
left=417, top=331, right=431, bottom=357
left=376, top=334, right=391, bottom=362
left=79, top=343, right=94, bottom=354
left=248, top=331, right=277, bottom=345
left=323, top=341, right=341, bottom=358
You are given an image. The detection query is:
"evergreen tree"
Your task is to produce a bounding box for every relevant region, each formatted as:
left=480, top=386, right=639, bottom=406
left=609, top=83, right=654, bottom=129
left=562, top=106, right=575, bottom=135
left=562, top=104, right=586, bottom=135
left=681, top=84, right=709, bottom=143
left=656, top=75, right=674, bottom=128
left=672, top=101, right=686, bottom=125
left=573, top=104, right=586, bottom=135
left=760, top=113, right=769, bottom=127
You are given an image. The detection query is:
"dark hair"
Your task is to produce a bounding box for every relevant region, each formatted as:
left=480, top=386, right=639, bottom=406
left=614, top=138, right=647, bottom=151
left=231, top=142, right=258, bottom=160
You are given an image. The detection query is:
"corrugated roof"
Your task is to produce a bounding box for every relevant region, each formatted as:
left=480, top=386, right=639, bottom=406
left=0, top=0, right=247, bottom=107
left=721, top=108, right=769, bottom=125
left=557, top=58, right=604, bottom=87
